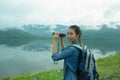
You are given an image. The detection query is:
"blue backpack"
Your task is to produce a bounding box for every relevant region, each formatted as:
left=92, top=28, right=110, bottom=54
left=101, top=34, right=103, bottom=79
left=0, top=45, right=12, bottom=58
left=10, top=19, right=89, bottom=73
left=73, top=44, right=99, bottom=80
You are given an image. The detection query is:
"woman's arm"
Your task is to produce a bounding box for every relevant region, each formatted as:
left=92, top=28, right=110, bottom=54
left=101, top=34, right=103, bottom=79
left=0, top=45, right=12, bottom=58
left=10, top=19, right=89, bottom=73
left=60, top=37, right=65, bottom=49
left=52, top=33, right=59, bottom=54
left=52, top=46, right=74, bottom=61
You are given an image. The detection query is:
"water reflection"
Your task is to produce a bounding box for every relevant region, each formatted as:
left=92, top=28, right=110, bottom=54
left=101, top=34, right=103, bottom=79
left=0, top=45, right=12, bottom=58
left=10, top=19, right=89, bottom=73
left=0, top=38, right=120, bottom=79
left=83, top=38, right=120, bottom=54
left=0, top=38, right=52, bottom=52
left=0, top=42, right=62, bottom=80
left=0, top=38, right=120, bottom=54
left=22, top=39, right=51, bottom=52
left=0, top=38, right=34, bottom=47
left=91, top=49, right=118, bottom=59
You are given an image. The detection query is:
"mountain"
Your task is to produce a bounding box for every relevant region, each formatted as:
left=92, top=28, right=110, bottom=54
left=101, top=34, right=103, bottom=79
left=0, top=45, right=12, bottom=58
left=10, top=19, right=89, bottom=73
left=0, top=23, right=120, bottom=39
left=82, top=26, right=120, bottom=53
left=22, top=24, right=51, bottom=37
left=0, top=28, right=36, bottom=39
left=22, top=24, right=68, bottom=37
left=0, top=28, right=38, bottom=46
left=53, top=24, right=68, bottom=32
left=0, top=23, right=120, bottom=52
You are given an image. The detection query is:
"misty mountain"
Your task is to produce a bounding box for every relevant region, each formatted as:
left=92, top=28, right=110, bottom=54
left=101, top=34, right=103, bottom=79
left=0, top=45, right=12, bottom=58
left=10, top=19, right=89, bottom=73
left=0, top=23, right=120, bottom=39
left=53, top=24, right=68, bottom=32
left=22, top=24, right=68, bottom=37
left=0, top=28, right=36, bottom=39
left=82, top=26, right=120, bottom=53
left=0, top=23, right=120, bottom=53
left=22, top=24, right=51, bottom=37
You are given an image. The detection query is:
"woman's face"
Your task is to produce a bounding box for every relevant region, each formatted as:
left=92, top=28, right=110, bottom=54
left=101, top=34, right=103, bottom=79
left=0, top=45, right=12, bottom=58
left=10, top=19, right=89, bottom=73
left=67, top=28, right=78, bottom=43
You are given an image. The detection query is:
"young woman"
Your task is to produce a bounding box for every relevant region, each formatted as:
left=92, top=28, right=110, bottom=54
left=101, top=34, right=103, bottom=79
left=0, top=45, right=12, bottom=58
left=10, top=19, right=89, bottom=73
left=52, top=25, right=82, bottom=80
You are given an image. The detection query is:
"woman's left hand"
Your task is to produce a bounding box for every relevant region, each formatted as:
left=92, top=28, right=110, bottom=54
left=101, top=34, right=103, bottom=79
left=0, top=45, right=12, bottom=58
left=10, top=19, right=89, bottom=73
left=53, top=32, right=60, bottom=41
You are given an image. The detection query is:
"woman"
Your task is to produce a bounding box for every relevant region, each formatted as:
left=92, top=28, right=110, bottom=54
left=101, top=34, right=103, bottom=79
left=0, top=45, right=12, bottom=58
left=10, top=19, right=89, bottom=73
left=52, top=25, right=82, bottom=80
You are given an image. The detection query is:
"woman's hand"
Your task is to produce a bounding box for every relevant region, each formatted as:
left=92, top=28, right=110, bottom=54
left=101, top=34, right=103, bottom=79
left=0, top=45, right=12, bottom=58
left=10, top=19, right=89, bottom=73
left=53, top=32, right=60, bottom=41
left=52, top=32, right=65, bottom=54
left=52, top=32, right=59, bottom=54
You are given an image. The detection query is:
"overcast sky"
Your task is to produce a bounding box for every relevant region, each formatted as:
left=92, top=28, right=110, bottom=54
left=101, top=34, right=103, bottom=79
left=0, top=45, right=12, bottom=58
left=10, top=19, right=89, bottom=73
left=0, top=0, right=120, bottom=26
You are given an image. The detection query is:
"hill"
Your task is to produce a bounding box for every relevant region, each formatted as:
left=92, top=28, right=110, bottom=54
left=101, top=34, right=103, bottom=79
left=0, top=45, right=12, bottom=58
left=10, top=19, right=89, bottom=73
left=0, top=28, right=36, bottom=39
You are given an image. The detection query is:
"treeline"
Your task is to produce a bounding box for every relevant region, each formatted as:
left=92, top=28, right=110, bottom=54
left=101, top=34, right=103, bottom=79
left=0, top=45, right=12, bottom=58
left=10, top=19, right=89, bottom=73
left=0, top=28, right=36, bottom=39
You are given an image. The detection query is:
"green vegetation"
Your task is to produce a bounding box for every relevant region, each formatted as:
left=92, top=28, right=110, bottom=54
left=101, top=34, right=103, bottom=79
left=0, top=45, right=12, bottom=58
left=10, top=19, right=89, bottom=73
left=97, top=53, right=120, bottom=80
left=0, top=28, right=35, bottom=39
left=4, top=53, right=120, bottom=80
left=12, top=69, right=63, bottom=80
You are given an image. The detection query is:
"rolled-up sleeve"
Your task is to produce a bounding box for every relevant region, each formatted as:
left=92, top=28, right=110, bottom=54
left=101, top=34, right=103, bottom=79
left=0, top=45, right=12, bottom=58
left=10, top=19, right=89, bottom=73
left=51, top=47, right=74, bottom=61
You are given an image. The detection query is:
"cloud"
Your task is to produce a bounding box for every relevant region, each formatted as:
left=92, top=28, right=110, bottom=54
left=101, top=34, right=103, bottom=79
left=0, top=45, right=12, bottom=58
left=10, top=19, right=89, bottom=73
left=0, top=0, right=120, bottom=26
left=104, top=2, right=120, bottom=22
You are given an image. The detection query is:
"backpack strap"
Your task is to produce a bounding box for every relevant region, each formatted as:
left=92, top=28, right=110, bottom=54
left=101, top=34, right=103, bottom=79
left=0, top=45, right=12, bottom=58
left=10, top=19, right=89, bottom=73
left=72, top=44, right=83, bottom=50
left=86, top=50, right=91, bottom=71
left=72, top=44, right=86, bottom=72
left=92, top=53, right=99, bottom=80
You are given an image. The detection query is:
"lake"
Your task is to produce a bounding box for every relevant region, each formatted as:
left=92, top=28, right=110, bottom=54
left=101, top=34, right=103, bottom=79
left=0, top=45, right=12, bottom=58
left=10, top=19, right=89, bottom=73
left=0, top=38, right=119, bottom=79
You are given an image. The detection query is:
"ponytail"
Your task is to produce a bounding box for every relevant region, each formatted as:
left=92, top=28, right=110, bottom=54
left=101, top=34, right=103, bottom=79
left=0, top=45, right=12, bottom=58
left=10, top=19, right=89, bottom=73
left=78, top=37, right=82, bottom=46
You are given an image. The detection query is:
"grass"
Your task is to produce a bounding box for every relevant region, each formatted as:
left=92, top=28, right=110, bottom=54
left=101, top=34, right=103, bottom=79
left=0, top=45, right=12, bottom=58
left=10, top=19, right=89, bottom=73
left=97, top=53, right=120, bottom=80
left=3, top=53, right=120, bottom=80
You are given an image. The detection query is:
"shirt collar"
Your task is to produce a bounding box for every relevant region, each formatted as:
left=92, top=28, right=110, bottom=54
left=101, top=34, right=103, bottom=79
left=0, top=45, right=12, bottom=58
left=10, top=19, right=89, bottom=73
left=72, top=40, right=80, bottom=45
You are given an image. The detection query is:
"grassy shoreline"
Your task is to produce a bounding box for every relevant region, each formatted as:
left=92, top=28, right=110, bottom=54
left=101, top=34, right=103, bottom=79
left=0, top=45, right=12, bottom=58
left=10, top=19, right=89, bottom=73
left=4, top=53, right=120, bottom=80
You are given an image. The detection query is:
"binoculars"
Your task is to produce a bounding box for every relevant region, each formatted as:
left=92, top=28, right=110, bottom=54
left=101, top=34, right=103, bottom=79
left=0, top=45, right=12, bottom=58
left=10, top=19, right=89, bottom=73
left=53, top=32, right=66, bottom=37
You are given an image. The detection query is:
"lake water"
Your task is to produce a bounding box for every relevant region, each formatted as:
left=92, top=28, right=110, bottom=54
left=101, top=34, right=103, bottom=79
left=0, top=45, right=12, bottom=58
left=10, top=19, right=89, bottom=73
left=0, top=39, right=119, bottom=79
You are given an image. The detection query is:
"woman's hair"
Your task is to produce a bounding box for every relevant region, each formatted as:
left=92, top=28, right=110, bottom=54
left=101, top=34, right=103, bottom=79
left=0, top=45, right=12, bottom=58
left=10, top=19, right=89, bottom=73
left=69, top=25, right=82, bottom=45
